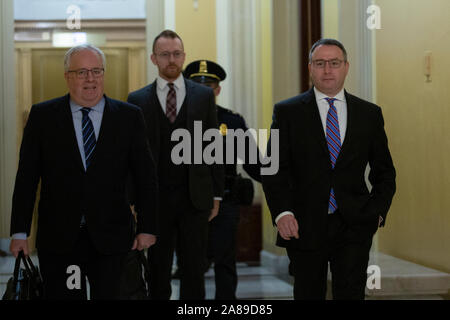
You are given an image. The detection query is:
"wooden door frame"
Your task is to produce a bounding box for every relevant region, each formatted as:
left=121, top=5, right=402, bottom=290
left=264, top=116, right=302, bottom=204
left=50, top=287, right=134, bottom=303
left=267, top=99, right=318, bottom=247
left=299, top=0, right=322, bottom=93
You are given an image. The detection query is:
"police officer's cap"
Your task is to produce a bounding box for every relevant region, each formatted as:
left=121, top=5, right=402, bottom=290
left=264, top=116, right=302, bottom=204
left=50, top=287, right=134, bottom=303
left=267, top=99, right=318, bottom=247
left=184, top=60, right=226, bottom=84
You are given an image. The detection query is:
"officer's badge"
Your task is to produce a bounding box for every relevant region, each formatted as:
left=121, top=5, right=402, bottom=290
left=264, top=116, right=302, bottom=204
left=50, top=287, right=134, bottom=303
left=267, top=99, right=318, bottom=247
left=220, top=123, right=228, bottom=136
left=199, top=60, right=208, bottom=74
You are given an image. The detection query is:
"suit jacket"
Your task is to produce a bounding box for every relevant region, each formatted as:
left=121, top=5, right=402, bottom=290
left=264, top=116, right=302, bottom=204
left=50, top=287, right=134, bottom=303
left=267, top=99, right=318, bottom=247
left=10, top=94, right=158, bottom=255
left=127, top=78, right=224, bottom=211
left=262, top=88, right=396, bottom=250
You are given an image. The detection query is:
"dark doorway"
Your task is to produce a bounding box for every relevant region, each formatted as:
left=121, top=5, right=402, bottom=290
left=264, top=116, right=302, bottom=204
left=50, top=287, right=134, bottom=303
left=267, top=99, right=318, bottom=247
left=299, top=0, right=322, bottom=92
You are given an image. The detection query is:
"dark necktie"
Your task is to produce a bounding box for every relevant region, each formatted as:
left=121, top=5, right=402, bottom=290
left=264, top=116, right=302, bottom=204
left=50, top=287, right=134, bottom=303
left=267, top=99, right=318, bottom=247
left=81, top=107, right=96, bottom=169
left=166, top=83, right=177, bottom=123
left=325, top=98, right=341, bottom=213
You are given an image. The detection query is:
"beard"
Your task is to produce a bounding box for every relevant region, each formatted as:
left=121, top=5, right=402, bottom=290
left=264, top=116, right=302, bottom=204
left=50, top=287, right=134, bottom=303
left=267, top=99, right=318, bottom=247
left=161, top=64, right=182, bottom=80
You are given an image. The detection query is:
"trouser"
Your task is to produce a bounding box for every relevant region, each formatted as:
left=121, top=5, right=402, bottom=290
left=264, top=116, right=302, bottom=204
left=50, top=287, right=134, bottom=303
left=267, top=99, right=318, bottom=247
left=148, top=185, right=209, bottom=300
left=207, top=201, right=240, bottom=300
left=286, top=211, right=373, bottom=300
left=37, top=226, right=126, bottom=300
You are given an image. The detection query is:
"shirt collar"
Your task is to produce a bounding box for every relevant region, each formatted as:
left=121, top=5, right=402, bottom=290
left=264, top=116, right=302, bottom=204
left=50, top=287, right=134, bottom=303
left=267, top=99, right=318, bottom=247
left=70, top=96, right=106, bottom=114
left=156, top=74, right=185, bottom=91
left=314, top=87, right=346, bottom=103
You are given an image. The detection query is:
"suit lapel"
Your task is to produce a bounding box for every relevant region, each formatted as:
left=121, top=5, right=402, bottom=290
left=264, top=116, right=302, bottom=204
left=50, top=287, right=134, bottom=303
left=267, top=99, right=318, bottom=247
left=147, top=82, right=161, bottom=166
left=335, top=90, right=355, bottom=166
left=87, top=95, right=116, bottom=171
left=148, top=80, right=161, bottom=118
left=184, top=79, right=196, bottom=133
left=56, top=94, right=85, bottom=172
left=303, top=89, right=329, bottom=157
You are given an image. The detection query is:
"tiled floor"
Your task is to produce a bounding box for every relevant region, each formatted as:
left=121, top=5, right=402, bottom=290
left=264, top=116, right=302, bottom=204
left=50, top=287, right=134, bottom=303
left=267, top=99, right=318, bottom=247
left=171, top=264, right=294, bottom=300
left=1, top=255, right=449, bottom=300
left=171, top=260, right=449, bottom=300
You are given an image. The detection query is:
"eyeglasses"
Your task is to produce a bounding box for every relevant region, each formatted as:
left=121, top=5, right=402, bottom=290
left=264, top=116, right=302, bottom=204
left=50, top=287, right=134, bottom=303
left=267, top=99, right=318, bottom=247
left=67, top=68, right=105, bottom=79
left=155, top=51, right=185, bottom=60
left=311, top=59, right=345, bottom=69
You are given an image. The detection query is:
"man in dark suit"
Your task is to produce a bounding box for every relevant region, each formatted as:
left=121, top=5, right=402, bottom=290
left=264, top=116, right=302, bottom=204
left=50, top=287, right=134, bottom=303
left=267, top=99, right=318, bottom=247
left=9, top=44, right=158, bottom=300
left=262, top=39, right=396, bottom=300
left=127, top=31, right=225, bottom=300
left=183, top=60, right=262, bottom=299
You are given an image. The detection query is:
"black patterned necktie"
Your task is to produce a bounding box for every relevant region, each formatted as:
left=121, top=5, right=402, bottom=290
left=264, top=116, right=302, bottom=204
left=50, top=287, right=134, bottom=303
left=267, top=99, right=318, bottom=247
left=81, top=107, right=96, bottom=169
left=166, top=83, right=177, bottom=123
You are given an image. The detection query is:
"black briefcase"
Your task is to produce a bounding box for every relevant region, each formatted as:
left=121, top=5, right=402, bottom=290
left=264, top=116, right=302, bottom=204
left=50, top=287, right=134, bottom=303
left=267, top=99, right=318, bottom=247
left=2, top=251, right=43, bottom=300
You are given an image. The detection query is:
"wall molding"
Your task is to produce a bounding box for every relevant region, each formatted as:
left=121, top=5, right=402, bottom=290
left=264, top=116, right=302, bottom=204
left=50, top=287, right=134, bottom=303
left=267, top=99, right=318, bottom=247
left=215, top=0, right=232, bottom=110
left=356, top=0, right=375, bottom=103
left=214, top=0, right=261, bottom=130
left=0, top=0, right=17, bottom=240
left=338, top=0, right=375, bottom=102
left=146, top=0, right=165, bottom=83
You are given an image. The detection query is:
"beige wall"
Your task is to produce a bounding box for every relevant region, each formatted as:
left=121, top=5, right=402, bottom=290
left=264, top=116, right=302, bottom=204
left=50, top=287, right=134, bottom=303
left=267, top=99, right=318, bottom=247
left=260, top=0, right=281, bottom=256
left=375, top=0, right=450, bottom=273
left=175, top=0, right=216, bottom=64
left=336, top=0, right=366, bottom=98
left=272, top=0, right=300, bottom=104
left=322, top=0, right=339, bottom=40
left=0, top=0, right=17, bottom=240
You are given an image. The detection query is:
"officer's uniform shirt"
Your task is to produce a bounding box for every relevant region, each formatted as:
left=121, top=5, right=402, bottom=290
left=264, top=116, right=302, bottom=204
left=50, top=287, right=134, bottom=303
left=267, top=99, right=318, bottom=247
left=217, top=105, right=262, bottom=196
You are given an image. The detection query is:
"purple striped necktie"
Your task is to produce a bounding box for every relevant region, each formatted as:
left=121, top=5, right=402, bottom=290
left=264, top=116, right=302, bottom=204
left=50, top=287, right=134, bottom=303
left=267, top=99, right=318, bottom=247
left=325, top=98, right=341, bottom=213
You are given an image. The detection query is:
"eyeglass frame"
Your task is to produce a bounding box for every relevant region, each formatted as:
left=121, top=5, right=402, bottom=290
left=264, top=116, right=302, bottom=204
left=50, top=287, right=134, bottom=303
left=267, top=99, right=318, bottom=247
left=67, top=68, right=105, bottom=79
left=310, top=59, right=346, bottom=69
left=154, top=50, right=185, bottom=60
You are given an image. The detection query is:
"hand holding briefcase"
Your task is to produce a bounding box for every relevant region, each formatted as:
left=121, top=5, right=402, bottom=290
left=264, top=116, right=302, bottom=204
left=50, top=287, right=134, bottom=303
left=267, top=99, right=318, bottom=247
left=2, top=251, right=43, bottom=300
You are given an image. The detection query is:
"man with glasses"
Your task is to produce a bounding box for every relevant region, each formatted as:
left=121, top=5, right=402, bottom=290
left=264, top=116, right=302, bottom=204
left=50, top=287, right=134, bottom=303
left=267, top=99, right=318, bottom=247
left=9, top=44, right=158, bottom=299
left=128, top=31, right=224, bottom=300
left=262, top=39, right=396, bottom=299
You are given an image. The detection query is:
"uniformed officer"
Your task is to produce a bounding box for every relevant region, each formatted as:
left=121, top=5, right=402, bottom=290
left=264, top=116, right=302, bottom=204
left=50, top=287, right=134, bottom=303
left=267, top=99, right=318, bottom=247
left=181, top=60, right=262, bottom=300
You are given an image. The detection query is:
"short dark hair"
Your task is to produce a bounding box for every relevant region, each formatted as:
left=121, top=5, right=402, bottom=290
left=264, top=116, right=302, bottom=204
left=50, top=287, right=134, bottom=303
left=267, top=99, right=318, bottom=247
left=309, top=38, right=348, bottom=62
left=152, top=30, right=184, bottom=53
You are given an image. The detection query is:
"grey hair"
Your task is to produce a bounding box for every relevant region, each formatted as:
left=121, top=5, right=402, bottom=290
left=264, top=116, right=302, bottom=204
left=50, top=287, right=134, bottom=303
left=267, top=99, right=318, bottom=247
left=64, top=44, right=106, bottom=72
left=309, top=38, right=348, bottom=62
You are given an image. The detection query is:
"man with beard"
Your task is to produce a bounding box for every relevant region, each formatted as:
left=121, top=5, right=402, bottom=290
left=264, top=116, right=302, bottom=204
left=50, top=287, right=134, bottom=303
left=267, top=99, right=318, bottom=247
left=182, top=60, right=262, bottom=300
left=127, top=30, right=224, bottom=300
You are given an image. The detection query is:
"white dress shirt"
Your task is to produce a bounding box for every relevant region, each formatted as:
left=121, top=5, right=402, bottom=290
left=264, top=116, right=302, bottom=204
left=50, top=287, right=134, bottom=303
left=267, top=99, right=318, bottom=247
left=156, top=74, right=186, bottom=115
left=314, top=87, right=347, bottom=144
left=275, top=87, right=348, bottom=224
